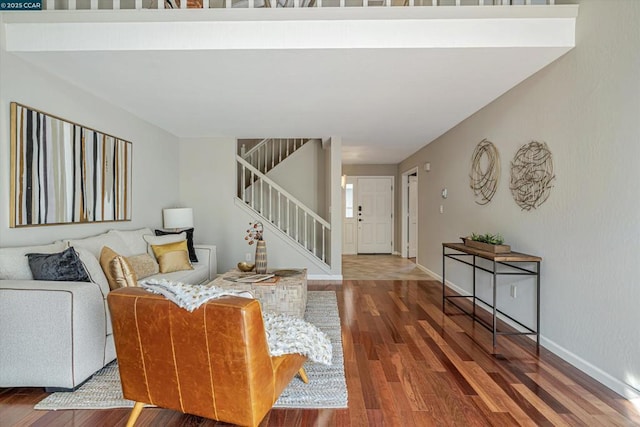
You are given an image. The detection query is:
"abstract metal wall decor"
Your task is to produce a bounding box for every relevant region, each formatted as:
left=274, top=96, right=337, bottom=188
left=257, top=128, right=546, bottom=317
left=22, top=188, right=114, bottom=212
left=509, top=141, right=555, bottom=211
left=10, top=102, right=132, bottom=227
left=469, top=138, right=500, bottom=205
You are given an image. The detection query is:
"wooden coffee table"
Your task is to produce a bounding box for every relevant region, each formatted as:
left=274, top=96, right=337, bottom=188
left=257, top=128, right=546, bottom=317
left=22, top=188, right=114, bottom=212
left=210, top=268, right=307, bottom=318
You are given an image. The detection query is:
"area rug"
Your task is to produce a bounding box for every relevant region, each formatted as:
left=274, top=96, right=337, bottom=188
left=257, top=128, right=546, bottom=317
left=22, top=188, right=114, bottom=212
left=35, top=291, right=347, bottom=410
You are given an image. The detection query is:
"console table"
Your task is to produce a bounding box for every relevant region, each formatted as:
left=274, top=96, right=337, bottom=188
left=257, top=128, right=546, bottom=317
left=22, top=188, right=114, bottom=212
left=442, top=243, right=542, bottom=351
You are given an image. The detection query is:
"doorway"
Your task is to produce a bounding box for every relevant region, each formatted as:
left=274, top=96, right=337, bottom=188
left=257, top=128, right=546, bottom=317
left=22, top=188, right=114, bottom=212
left=401, top=167, right=419, bottom=259
left=342, top=176, right=394, bottom=255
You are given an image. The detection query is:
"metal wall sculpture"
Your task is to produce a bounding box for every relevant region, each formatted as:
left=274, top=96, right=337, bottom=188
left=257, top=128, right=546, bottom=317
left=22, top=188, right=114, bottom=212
left=469, top=138, right=500, bottom=205
left=509, top=141, right=555, bottom=211
left=10, top=103, right=132, bottom=227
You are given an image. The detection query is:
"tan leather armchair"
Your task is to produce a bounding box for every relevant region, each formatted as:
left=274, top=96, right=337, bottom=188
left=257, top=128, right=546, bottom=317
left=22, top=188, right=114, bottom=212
left=107, top=287, right=308, bottom=427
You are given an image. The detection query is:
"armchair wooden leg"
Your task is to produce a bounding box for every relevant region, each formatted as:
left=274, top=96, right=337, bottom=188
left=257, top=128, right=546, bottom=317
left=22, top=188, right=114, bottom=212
left=126, top=401, right=145, bottom=427
left=298, top=367, right=309, bottom=384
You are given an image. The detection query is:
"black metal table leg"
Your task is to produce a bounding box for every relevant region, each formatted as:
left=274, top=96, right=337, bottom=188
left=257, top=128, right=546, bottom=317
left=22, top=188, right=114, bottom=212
left=492, top=259, right=497, bottom=351
left=442, top=245, right=446, bottom=313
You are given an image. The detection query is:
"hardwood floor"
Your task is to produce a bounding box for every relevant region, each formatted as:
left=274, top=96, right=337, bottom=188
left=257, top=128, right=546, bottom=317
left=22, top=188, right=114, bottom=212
left=1, top=259, right=639, bottom=426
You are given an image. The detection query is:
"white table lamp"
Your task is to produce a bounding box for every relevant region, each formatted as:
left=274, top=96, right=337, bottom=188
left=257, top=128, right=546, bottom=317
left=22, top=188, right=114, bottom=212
left=163, top=208, right=193, bottom=231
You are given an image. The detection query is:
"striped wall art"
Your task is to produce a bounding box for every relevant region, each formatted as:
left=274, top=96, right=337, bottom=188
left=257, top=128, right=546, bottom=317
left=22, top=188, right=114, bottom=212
left=10, top=103, right=132, bottom=227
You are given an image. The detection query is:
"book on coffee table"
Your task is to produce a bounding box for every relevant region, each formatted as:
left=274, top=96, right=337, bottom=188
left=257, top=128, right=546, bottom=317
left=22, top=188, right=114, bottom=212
left=235, top=274, right=275, bottom=283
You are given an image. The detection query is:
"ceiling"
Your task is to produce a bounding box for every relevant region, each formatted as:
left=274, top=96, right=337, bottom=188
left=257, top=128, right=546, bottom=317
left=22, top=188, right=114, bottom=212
left=3, top=7, right=577, bottom=164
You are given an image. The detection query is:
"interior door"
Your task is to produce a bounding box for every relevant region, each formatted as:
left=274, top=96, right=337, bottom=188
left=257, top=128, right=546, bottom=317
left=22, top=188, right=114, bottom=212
left=357, top=177, right=393, bottom=254
left=408, top=175, right=418, bottom=258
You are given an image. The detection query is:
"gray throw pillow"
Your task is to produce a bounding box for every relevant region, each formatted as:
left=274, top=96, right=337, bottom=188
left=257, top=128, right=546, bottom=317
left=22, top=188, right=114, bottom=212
left=27, top=247, right=90, bottom=282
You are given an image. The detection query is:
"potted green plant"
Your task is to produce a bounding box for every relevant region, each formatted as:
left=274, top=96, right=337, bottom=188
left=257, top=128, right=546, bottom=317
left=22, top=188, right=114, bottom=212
left=462, top=233, right=511, bottom=253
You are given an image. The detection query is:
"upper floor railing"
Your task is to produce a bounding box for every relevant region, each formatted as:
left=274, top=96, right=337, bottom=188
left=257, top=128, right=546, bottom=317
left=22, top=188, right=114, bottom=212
left=243, top=138, right=310, bottom=177
left=40, top=0, right=556, bottom=11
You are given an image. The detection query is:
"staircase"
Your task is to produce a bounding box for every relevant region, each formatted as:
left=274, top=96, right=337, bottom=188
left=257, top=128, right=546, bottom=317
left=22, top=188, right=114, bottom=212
left=241, top=138, right=309, bottom=175
left=236, top=138, right=331, bottom=268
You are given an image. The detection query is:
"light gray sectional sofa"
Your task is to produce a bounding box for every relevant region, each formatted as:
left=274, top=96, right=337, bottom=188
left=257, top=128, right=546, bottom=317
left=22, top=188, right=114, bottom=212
left=0, top=228, right=216, bottom=391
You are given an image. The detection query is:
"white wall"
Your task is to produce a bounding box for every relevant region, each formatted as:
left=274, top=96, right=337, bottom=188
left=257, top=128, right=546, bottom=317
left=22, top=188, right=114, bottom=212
left=179, top=138, right=338, bottom=277
left=0, top=28, right=180, bottom=246
left=399, top=0, right=640, bottom=398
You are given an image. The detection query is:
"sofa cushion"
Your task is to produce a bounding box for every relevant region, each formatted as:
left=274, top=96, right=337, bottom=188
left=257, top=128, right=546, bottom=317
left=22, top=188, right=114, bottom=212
left=155, top=228, right=198, bottom=263
left=126, top=253, right=159, bottom=279
left=0, top=241, right=66, bottom=280
left=27, top=247, right=90, bottom=282
left=67, top=232, right=130, bottom=258
left=109, top=228, right=153, bottom=256
left=143, top=261, right=209, bottom=286
left=75, top=247, right=110, bottom=297
left=100, top=247, right=129, bottom=290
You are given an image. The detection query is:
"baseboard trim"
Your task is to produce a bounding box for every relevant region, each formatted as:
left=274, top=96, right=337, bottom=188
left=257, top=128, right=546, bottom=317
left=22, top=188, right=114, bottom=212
left=420, top=265, right=640, bottom=400
left=308, top=274, right=343, bottom=281
left=415, top=263, right=437, bottom=278
left=540, top=337, right=640, bottom=400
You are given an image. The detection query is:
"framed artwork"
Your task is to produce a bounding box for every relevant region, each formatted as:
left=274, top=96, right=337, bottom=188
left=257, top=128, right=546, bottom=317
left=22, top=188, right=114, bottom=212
left=10, top=102, right=132, bottom=227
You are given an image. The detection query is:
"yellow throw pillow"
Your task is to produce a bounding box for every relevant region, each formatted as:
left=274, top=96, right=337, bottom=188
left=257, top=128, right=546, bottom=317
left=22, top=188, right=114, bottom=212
left=109, top=256, right=138, bottom=288
left=100, top=246, right=121, bottom=290
left=151, top=241, right=193, bottom=274
left=151, top=240, right=187, bottom=259
left=100, top=246, right=138, bottom=290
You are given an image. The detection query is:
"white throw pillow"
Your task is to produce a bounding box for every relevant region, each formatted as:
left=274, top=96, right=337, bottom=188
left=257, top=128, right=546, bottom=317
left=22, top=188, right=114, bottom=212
left=143, top=233, right=186, bottom=257
left=75, top=247, right=110, bottom=297
left=109, top=228, right=153, bottom=256
left=66, top=232, right=130, bottom=258
left=0, top=241, right=66, bottom=280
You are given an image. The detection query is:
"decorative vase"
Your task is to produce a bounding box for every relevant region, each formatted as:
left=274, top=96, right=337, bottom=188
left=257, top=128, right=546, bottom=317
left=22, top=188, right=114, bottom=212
left=255, top=240, right=268, bottom=274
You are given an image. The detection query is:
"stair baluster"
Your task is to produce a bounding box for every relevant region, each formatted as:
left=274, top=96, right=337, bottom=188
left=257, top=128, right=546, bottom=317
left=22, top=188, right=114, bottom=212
left=236, top=155, right=330, bottom=266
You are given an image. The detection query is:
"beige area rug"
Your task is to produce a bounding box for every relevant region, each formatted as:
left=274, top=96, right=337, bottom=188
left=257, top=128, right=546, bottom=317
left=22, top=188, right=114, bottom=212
left=35, top=291, right=347, bottom=410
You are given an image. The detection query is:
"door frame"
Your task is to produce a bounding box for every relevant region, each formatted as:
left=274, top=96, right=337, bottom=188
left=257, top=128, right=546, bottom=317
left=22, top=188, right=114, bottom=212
left=401, top=167, right=419, bottom=258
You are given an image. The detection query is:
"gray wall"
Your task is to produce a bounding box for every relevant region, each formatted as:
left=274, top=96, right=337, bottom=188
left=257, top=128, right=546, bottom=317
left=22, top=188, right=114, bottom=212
left=399, top=0, right=640, bottom=398
left=0, top=26, right=180, bottom=247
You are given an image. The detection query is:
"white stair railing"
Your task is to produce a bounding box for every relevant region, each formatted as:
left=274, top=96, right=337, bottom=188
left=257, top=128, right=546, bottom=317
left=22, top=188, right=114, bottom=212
left=242, top=138, right=309, bottom=176
left=237, top=155, right=331, bottom=266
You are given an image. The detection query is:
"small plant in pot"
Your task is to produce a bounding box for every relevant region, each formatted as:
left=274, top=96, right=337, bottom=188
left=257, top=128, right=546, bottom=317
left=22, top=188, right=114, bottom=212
left=463, top=233, right=511, bottom=253
left=469, top=233, right=504, bottom=245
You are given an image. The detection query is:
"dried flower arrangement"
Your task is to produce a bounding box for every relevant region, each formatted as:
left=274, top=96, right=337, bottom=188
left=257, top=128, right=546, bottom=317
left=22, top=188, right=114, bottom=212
left=244, top=221, right=264, bottom=245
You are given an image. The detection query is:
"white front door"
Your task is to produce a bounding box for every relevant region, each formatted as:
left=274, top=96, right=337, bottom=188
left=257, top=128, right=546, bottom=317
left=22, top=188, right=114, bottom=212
left=357, top=177, right=393, bottom=254
left=408, top=175, right=418, bottom=258
left=342, top=178, right=357, bottom=255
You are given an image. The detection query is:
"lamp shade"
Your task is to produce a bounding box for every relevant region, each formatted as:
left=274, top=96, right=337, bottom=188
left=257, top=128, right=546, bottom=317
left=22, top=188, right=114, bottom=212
left=163, top=208, right=193, bottom=229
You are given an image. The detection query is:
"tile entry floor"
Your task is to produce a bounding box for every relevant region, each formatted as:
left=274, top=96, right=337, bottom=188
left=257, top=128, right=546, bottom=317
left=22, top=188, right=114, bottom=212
left=342, top=254, right=435, bottom=280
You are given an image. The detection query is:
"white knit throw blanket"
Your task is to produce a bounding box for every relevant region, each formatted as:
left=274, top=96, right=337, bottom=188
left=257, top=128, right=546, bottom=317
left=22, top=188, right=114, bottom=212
left=140, top=279, right=332, bottom=365
left=140, top=278, right=253, bottom=311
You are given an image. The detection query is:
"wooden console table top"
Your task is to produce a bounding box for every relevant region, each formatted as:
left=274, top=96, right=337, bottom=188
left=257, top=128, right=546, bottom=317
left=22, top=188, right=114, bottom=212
left=443, top=242, right=542, bottom=263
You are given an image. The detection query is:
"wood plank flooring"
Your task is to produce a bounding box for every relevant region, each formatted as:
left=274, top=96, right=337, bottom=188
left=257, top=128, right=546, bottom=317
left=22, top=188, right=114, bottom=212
left=1, top=258, right=639, bottom=425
